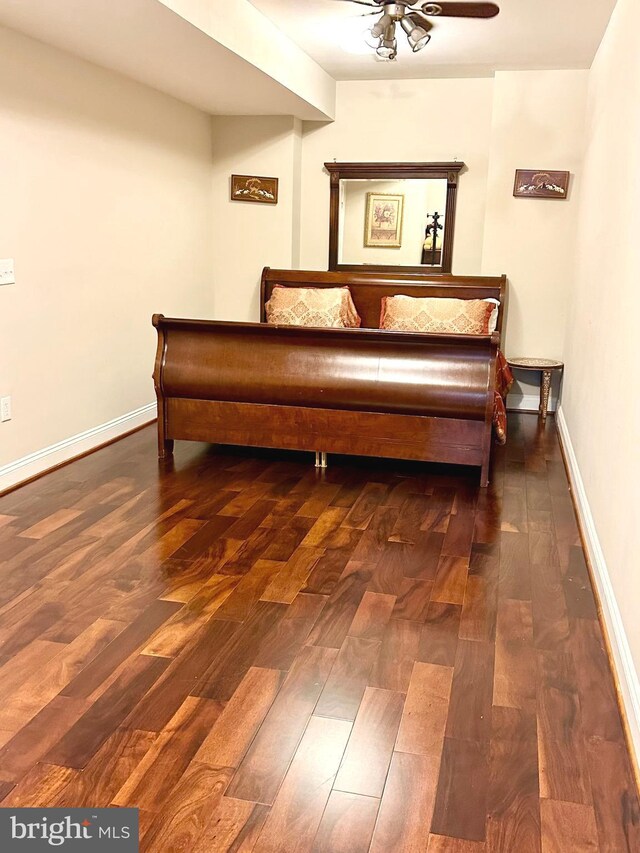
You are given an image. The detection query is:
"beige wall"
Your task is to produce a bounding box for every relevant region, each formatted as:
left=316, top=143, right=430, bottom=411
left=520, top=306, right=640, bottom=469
left=0, top=26, right=214, bottom=468
left=482, top=70, right=588, bottom=404
left=210, top=116, right=302, bottom=322
left=560, top=0, right=640, bottom=748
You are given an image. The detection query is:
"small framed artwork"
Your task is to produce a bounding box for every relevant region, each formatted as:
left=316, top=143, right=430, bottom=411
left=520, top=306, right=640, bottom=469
left=513, top=169, right=570, bottom=200
left=364, top=192, right=405, bottom=248
left=231, top=174, right=278, bottom=204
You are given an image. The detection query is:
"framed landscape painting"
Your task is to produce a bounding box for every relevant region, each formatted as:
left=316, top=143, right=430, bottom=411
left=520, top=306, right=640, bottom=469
left=513, top=169, right=570, bottom=199
left=364, top=192, right=404, bottom=248
left=231, top=174, right=278, bottom=204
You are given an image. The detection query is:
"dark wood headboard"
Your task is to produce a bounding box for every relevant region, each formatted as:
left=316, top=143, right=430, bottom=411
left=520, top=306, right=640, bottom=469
left=260, top=268, right=507, bottom=333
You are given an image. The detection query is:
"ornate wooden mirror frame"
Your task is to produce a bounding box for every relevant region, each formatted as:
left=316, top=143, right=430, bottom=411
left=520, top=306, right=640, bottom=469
left=325, top=161, right=465, bottom=275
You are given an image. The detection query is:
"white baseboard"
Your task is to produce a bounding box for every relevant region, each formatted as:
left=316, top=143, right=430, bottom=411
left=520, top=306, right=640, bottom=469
left=557, top=405, right=640, bottom=763
left=507, top=393, right=557, bottom=413
left=0, top=403, right=156, bottom=494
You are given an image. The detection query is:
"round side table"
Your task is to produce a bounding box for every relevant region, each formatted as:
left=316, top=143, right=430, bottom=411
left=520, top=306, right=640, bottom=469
left=506, top=357, right=564, bottom=421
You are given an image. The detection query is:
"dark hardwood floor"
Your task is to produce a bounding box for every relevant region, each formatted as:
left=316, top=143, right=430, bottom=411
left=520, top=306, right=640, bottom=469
left=0, top=414, right=638, bottom=852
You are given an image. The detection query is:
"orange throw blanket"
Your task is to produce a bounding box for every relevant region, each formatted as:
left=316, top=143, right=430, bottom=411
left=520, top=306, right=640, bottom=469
left=493, top=350, right=514, bottom=445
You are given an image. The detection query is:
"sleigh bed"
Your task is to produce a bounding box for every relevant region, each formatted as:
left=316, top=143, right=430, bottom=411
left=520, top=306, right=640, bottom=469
left=152, top=268, right=508, bottom=487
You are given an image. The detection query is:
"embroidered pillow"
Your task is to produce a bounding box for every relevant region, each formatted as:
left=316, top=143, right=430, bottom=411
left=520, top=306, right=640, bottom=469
left=380, top=295, right=494, bottom=335
left=266, top=285, right=361, bottom=328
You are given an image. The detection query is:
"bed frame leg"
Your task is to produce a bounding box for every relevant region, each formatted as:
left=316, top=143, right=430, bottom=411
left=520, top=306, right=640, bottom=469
left=159, top=438, right=174, bottom=460
left=480, top=460, right=490, bottom=488
left=315, top=451, right=327, bottom=469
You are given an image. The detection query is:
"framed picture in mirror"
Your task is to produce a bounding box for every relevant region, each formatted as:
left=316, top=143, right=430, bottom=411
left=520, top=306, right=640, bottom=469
left=364, top=193, right=405, bottom=248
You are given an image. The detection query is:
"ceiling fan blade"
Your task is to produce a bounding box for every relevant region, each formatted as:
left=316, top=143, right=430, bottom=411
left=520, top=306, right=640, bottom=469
left=421, top=2, right=499, bottom=18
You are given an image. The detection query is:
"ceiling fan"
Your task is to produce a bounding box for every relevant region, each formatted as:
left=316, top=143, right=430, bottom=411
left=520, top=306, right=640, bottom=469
left=336, top=1, right=500, bottom=60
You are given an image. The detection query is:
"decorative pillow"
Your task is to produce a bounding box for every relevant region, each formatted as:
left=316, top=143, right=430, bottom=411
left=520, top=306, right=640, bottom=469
left=380, top=295, right=494, bottom=335
left=266, top=285, right=361, bottom=328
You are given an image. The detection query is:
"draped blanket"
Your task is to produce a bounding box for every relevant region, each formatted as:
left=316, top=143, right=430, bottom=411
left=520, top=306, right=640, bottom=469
left=493, top=350, right=514, bottom=445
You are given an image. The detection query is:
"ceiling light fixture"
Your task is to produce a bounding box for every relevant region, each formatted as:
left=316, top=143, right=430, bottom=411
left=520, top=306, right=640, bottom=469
left=346, top=1, right=500, bottom=62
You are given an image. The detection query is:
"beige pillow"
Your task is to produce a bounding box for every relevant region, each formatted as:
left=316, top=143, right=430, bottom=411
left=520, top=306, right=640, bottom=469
left=380, top=295, right=494, bottom=335
left=266, top=285, right=361, bottom=328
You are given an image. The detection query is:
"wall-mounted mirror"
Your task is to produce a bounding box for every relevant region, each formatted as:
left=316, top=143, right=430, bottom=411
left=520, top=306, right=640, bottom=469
left=325, top=162, right=465, bottom=275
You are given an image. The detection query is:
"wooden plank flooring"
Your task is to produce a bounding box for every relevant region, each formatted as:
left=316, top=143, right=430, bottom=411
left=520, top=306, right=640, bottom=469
left=0, top=414, right=638, bottom=852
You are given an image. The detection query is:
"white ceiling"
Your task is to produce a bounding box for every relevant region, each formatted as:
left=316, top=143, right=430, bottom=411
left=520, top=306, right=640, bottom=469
left=248, top=0, right=617, bottom=80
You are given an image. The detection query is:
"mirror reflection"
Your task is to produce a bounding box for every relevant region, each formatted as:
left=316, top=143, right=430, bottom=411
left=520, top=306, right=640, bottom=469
left=338, top=178, right=448, bottom=267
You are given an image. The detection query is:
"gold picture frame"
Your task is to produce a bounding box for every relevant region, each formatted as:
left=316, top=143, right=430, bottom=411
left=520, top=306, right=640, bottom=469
left=364, top=192, right=404, bottom=248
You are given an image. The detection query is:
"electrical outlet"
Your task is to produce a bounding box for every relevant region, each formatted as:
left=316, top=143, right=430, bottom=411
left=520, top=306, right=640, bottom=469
left=0, top=396, right=11, bottom=422
left=0, top=259, right=15, bottom=286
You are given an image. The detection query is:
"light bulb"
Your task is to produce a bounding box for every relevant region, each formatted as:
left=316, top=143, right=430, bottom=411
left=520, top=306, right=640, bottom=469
left=364, top=27, right=381, bottom=49
left=370, top=12, right=392, bottom=40
left=400, top=13, right=432, bottom=52
left=376, top=38, right=397, bottom=60
left=410, top=30, right=431, bottom=52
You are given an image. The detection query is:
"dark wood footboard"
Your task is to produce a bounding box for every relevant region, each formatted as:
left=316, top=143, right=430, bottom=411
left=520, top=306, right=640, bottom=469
left=152, top=316, right=499, bottom=486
